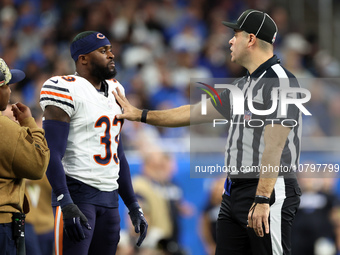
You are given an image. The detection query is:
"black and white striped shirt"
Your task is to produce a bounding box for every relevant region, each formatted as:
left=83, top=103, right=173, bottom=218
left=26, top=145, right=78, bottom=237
left=213, top=55, right=302, bottom=178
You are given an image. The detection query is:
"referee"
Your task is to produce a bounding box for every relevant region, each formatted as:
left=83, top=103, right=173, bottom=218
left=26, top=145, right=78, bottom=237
left=114, top=9, right=302, bottom=255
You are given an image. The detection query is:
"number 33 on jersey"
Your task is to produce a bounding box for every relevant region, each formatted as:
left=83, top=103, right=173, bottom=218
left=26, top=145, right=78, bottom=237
left=40, top=75, right=124, bottom=192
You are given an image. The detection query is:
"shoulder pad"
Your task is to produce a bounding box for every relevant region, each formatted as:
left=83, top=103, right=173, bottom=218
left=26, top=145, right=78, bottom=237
left=40, top=75, right=76, bottom=117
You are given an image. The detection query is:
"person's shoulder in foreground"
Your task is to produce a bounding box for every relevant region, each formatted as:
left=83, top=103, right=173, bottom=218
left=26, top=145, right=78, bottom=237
left=0, top=57, right=49, bottom=227
left=0, top=58, right=49, bottom=181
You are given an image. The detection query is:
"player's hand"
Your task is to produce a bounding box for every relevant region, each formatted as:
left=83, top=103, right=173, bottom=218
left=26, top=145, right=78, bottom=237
left=129, top=206, right=148, bottom=246
left=61, top=204, right=91, bottom=242
left=247, top=203, right=270, bottom=237
left=112, top=88, right=142, bottom=121
left=11, top=102, right=32, bottom=125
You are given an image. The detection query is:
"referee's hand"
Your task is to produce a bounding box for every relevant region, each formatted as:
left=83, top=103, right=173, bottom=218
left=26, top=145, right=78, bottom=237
left=112, top=88, right=142, bottom=122
left=247, top=203, right=270, bottom=237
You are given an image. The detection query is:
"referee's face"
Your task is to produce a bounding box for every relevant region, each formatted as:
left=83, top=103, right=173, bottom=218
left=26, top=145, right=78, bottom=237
left=229, top=30, right=249, bottom=65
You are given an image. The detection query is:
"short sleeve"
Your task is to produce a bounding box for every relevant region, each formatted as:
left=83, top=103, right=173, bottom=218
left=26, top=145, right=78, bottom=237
left=212, top=89, right=231, bottom=120
left=40, top=76, right=75, bottom=117
left=263, top=78, right=300, bottom=126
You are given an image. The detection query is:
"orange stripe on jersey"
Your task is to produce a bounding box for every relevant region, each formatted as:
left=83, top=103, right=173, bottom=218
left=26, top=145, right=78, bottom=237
left=41, top=91, right=73, bottom=101
left=55, top=206, right=63, bottom=255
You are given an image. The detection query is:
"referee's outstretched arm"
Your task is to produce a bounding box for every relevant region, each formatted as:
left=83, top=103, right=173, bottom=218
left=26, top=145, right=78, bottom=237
left=113, top=87, right=225, bottom=127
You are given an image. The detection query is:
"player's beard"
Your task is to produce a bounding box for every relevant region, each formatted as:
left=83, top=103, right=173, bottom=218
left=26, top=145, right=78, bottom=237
left=91, top=61, right=117, bottom=81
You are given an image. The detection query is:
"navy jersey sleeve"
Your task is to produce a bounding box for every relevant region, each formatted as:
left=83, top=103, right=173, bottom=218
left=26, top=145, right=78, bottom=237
left=43, top=120, right=70, bottom=198
left=117, top=139, right=138, bottom=208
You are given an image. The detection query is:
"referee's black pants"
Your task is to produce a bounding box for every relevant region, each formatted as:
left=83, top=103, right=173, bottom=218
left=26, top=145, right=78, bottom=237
left=215, top=176, right=301, bottom=255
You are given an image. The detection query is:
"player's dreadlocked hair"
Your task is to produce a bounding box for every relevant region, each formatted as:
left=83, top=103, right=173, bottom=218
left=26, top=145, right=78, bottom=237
left=72, top=31, right=97, bottom=43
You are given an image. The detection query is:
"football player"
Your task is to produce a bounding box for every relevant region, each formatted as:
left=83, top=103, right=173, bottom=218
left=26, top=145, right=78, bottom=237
left=40, top=31, right=147, bottom=255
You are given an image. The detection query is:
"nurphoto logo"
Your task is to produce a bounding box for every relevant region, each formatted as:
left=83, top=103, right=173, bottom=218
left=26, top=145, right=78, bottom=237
left=197, top=82, right=311, bottom=128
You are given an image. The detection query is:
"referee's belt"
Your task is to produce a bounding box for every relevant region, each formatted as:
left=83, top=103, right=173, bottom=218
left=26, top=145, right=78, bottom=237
left=229, top=178, right=259, bottom=186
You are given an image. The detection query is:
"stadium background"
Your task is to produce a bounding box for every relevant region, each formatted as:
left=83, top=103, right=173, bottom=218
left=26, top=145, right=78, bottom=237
left=1, top=0, right=340, bottom=254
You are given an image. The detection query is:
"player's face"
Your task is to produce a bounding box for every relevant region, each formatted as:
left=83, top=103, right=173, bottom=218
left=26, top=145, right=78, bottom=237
left=90, top=45, right=117, bottom=80
left=0, top=84, right=11, bottom=111
left=229, top=30, right=249, bottom=65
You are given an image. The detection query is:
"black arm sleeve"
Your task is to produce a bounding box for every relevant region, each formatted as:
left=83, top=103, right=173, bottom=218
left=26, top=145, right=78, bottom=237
left=43, top=120, right=71, bottom=198
left=117, top=139, right=138, bottom=209
left=212, top=89, right=231, bottom=120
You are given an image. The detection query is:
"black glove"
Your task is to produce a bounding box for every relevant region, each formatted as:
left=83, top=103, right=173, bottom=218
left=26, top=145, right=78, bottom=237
left=61, top=203, right=91, bottom=242
left=129, top=205, right=148, bottom=247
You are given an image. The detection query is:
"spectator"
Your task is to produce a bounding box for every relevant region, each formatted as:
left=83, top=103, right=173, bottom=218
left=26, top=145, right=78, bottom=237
left=132, top=150, right=192, bottom=252
left=25, top=176, right=54, bottom=255
left=0, top=58, right=49, bottom=254
left=292, top=170, right=339, bottom=255
left=200, top=178, right=225, bottom=255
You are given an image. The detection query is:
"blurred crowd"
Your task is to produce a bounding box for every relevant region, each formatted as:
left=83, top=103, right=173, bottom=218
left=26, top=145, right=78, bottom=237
left=2, top=0, right=340, bottom=254
left=2, top=0, right=340, bottom=145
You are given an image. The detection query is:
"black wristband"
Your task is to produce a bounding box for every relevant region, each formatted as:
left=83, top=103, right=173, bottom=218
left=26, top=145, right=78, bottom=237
left=141, top=109, right=149, bottom=123
left=254, top=195, right=270, bottom=204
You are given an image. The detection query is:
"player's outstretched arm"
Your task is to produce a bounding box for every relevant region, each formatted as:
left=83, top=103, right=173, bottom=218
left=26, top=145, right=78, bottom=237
left=113, top=88, right=224, bottom=127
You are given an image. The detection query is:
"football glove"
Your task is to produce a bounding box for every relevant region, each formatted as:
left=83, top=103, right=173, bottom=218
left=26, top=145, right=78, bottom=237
left=129, top=205, right=148, bottom=247
left=61, top=203, right=91, bottom=242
